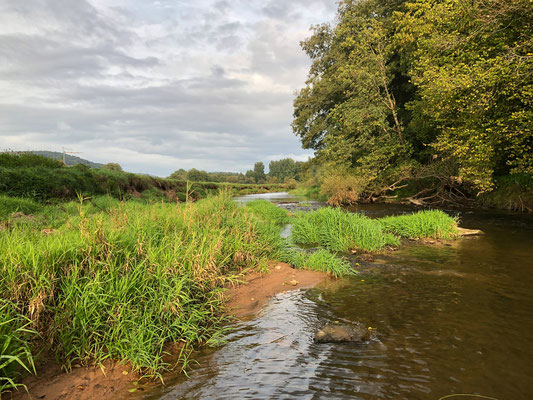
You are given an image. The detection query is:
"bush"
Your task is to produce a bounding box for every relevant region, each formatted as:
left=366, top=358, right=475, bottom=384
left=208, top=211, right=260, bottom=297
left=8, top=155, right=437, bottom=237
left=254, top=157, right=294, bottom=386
left=0, top=153, right=62, bottom=169
left=320, top=173, right=366, bottom=206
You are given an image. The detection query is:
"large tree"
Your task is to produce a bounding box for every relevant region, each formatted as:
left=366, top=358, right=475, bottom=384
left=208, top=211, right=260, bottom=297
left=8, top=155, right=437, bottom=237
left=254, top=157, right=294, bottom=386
left=396, top=0, right=533, bottom=191
left=294, top=0, right=532, bottom=196
left=268, top=158, right=302, bottom=182
left=293, top=0, right=411, bottom=186
left=253, top=162, right=266, bottom=183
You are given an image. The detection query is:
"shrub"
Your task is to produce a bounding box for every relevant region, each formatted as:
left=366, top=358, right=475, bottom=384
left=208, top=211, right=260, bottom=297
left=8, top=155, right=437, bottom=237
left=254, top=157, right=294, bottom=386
left=320, top=173, right=366, bottom=206
left=0, top=152, right=62, bottom=169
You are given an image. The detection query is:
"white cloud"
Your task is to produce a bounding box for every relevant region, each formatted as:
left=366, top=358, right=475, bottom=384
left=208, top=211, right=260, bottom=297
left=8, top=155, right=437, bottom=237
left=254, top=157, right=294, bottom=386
left=0, top=0, right=336, bottom=176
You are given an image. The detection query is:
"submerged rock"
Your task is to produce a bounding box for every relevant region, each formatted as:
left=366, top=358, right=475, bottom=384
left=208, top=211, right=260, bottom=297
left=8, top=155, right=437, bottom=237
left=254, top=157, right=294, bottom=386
left=314, top=323, right=375, bottom=343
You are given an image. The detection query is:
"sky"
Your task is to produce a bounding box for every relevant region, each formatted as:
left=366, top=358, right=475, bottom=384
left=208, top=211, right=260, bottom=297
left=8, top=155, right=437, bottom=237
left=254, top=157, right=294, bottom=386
left=0, top=0, right=337, bottom=176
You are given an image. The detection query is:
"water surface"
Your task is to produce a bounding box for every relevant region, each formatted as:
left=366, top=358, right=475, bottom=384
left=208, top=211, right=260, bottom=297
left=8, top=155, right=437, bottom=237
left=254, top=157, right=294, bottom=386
left=143, top=193, right=533, bottom=400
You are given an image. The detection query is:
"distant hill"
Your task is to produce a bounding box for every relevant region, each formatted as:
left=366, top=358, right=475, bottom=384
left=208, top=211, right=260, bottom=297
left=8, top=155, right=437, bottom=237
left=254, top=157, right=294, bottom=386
left=29, top=151, right=104, bottom=169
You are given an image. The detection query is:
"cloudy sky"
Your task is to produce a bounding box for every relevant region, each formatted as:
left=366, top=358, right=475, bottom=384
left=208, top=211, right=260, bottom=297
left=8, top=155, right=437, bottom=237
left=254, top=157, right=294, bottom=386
left=0, top=0, right=337, bottom=176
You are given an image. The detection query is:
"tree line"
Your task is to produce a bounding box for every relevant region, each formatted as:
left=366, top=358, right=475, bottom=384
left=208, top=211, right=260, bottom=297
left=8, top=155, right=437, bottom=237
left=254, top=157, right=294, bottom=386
left=168, top=158, right=304, bottom=184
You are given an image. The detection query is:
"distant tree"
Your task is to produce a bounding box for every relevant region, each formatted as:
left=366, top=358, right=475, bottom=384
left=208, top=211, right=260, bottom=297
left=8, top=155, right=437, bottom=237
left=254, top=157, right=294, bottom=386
left=169, top=169, right=187, bottom=180
left=187, top=168, right=210, bottom=182
left=253, top=162, right=266, bottom=183
left=268, top=159, right=302, bottom=181
left=102, top=162, right=123, bottom=172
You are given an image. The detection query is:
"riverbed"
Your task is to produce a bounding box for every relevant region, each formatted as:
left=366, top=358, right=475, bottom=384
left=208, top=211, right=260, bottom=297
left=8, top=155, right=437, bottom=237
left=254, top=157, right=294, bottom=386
left=140, top=193, right=533, bottom=400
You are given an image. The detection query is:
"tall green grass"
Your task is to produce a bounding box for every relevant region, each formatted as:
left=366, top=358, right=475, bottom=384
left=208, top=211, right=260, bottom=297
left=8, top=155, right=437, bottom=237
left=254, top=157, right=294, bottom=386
left=0, top=194, right=288, bottom=383
left=378, top=210, right=458, bottom=239
left=292, top=207, right=399, bottom=252
left=245, top=200, right=290, bottom=226
left=0, top=300, right=36, bottom=394
left=291, top=207, right=458, bottom=251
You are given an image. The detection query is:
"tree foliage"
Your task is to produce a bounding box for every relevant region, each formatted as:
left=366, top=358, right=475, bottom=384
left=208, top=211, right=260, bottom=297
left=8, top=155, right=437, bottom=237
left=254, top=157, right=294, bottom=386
left=294, top=0, right=532, bottom=194
left=268, top=158, right=302, bottom=182
left=396, top=0, right=533, bottom=190
left=102, top=162, right=123, bottom=172
left=253, top=162, right=266, bottom=183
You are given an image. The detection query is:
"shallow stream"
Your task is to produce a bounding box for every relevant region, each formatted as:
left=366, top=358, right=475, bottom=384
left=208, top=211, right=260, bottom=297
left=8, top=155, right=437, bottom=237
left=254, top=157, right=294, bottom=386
left=143, top=193, right=533, bottom=400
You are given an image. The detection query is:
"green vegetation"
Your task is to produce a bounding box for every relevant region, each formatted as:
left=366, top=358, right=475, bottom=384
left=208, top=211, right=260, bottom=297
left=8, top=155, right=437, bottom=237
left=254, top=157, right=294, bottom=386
left=268, top=158, right=303, bottom=182
left=379, top=210, right=459, bottom=240
left=292, top=208, right=400, bottom=252
left=244, top=200, right=355, bottom=277
left=479, top=174, right=533, bottom=212
left=292, top=207, right=457, bottom=252
left=245, top=200, right=291, bottom=226
left=284, top=249, right=353, bottom=278
left=293, top=0, right=532, bottom=208
left=1, top=300, right=36, bottom=394
left=0, top=193, right=361, bottom=392
left=0, top=152, right=63, bottom=169
left=169, top=158, right=304, bottom=185
left=102, top=162, right=123, bottom=171
left=0, top=153, right=286, bottom=202
left=26, top=151, right=104, bottom=168
left=0, top=194, right=291, bottom=385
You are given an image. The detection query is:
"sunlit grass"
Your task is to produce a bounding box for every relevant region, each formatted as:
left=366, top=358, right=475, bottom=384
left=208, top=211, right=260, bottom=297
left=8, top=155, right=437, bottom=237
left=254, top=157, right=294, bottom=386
left=245, top=199, right=290, bottom=226
left=0, top=300, right=36, bottom=394
left=378, top=210, right=459, bottom=239
left=292, top=207, right=399, bottom=252
left=291, top=207, right=458, bottom=251
left=284, top=249, right=355, bottom=278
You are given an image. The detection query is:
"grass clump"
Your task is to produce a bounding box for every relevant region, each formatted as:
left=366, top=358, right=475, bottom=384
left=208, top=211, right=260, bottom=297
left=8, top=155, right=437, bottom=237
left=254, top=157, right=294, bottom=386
left=0, top=300, right=36, bottom=394
left=284, top=249, right=354, bottom=278
left=292, top=207, right=399, bottom=252
left=245, top=199, right=290, bottom=226
left=0, top=196, right=44, bottom=220
left=379, top=210, right=458, bottom=239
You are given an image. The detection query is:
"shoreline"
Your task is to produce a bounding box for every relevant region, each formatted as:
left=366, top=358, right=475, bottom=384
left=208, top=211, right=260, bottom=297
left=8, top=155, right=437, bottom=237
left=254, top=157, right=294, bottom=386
left=10, top=262, right=329, bottom=400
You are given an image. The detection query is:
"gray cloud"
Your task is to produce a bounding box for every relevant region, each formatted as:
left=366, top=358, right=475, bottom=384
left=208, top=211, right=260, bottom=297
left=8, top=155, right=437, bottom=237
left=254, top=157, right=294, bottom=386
left=0, top=0, right=336, bottom=175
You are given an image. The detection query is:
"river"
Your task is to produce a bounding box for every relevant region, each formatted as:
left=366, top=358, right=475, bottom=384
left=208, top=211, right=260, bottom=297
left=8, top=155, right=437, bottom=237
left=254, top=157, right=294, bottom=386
left=141, top=192, right=533, bottom=400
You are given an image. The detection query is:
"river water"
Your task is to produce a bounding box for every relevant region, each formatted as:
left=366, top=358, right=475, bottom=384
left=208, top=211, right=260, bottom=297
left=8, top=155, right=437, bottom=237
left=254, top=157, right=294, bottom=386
left=143, top=193, right=533, bottom=400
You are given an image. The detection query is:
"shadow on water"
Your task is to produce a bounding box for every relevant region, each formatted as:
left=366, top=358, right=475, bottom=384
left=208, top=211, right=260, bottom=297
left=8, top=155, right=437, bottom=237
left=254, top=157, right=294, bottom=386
left=141, top=193, right=533, bottom=400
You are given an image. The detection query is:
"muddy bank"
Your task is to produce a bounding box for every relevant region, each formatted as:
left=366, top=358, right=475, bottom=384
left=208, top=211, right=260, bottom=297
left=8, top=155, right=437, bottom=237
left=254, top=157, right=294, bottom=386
left=226, top=262, right=329, bottom=319
left=9, top=263, right=328, bottom=400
